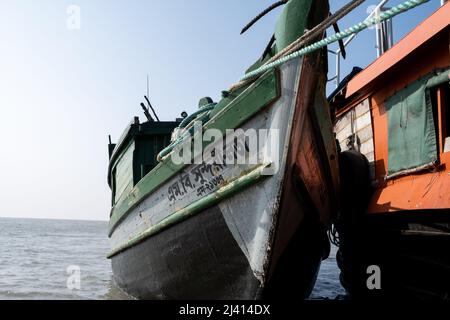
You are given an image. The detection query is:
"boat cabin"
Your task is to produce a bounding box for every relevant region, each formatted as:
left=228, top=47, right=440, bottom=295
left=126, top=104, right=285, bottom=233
left=329, top=3, right=450, bottom=215
left=107, top=118, right=180, bottom=207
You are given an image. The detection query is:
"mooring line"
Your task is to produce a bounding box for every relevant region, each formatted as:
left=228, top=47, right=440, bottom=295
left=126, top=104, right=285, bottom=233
left=240, top=0, right=430, bottom=82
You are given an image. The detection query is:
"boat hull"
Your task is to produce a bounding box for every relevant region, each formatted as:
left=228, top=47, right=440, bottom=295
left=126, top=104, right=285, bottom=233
left=108, top=1, right=337, bottom=299
left=109, top=53, right=337, bottom=299
left=111, top=205, right=262, bottom=299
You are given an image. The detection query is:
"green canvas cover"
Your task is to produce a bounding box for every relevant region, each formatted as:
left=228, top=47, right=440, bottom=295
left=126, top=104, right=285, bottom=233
left=386, top=67, right=450, bottom=177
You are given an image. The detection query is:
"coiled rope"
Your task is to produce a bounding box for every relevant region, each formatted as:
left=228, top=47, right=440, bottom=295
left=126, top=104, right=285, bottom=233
left=230, top=0, right=429, bottom=90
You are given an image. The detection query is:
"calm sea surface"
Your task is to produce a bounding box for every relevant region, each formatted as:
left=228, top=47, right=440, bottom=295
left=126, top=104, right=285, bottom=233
left=0, top=217, right=345, bottom=300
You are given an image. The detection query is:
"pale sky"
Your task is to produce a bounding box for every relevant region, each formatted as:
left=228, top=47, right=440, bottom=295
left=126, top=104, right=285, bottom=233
left=0, top=0, right=440, bottom=221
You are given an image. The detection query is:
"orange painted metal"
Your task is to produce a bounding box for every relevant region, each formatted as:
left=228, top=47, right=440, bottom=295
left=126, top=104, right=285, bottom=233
left=337, top=3, right=450, bottom=215
left=368, top=31, right=449, bottom=214
left=346, top=1, right=450, bottom=99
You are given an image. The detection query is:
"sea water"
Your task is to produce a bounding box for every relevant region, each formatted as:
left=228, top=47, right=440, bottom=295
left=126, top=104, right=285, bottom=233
left=0, top=217, right=344, bottom=300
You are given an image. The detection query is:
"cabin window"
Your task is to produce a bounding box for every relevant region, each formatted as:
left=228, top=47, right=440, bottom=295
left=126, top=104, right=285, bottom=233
left=386, top=68, right=449, bottom=178
left=113, top=141, right=135, bottom=204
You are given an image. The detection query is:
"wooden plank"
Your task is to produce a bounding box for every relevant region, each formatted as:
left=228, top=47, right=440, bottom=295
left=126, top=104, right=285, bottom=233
left=334, top=111, right=353, bottom=134
left=336, top=123, right=352, bottom=143
left=437, top=87, right=446, bottom=154
left=357, top=125, right=374, bottom=144
left=355, top=99, right=370, bottom=117
left=360, top=139, right=374, bottom=156
left=355, top=111, right=372, bottom=131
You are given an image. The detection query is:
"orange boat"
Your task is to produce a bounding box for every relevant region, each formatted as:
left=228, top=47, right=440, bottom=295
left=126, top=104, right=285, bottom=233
left=329, top=2, right=450, bottom=299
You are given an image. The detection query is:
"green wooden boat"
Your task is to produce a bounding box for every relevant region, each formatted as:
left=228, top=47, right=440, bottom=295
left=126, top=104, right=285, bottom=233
left=106, top=0, right=339, bottom=299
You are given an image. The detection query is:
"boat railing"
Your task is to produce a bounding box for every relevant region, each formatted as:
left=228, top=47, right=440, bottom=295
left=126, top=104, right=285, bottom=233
left=329, top=0, right=448, bottom=88
left=328, top=0, right=393, bottom=88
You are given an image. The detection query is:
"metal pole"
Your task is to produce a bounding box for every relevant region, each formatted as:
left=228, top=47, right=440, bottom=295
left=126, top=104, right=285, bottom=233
left=388, top=18, right=394, bottom=48
left=335, top=52, right=341, bottom=88
left=333, top=0, right=390, bottom=83
left=376, top=22, right=382, bottom=57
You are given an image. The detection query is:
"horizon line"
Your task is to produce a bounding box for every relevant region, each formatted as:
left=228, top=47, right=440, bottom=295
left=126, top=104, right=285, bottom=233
left=0, top=215, right=108, bottom=223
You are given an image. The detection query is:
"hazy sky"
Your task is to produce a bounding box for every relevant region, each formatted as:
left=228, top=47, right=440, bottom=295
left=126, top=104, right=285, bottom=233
left=0, top=0, right=440, bottom=221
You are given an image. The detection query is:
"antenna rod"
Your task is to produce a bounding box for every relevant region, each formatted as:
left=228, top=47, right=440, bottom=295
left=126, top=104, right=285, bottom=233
left=147, top=74, right=149, bottom=100
left=140, top=102, right=154, bottom=122
left=144, top=95, right=160, bottom=122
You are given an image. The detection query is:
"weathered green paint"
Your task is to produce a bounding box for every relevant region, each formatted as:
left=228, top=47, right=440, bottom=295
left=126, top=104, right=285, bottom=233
left=107, top=163, right=271, bottom=258
left=114, top=141, right=135, bottom=204
left=204, top=70, right=279, bottom=133
left=108, top=121, right=179, bottom=188
left=274, top=0, right=313, bottom=53
left=108, top=69, right=280, bottom=236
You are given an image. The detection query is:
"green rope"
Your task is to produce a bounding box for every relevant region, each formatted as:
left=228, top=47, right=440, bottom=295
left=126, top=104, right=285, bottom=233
left=157, top=103, right=216, bottom=161
left=157, top=0, right=429, bottom=163
left=178, top=103, right=216, bottom=128
left=241, top=0, right=430, bottom=81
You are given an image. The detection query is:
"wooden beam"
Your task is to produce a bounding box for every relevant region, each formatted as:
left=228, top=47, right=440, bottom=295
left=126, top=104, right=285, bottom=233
left=437, top=86, right=447, bottom=154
